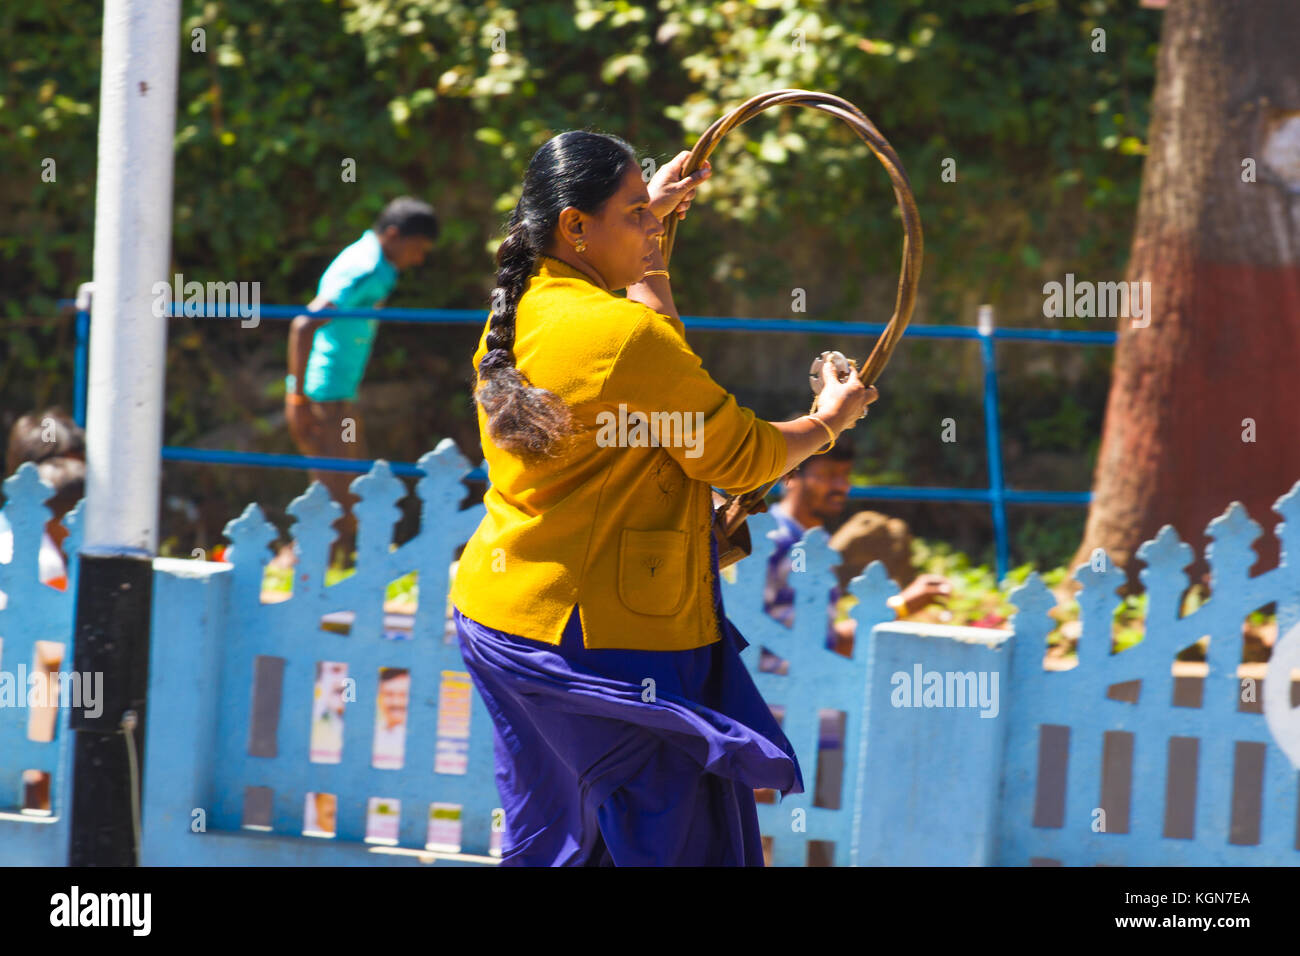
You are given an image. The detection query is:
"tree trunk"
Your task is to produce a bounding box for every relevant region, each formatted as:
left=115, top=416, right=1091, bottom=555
left=1073, top=0, right=1300, bottom=588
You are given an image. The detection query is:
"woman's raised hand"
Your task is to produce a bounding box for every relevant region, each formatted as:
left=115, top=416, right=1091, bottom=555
left=647, top=151, right=712, bottom=221
left=815, top=360, right=877, bottom=433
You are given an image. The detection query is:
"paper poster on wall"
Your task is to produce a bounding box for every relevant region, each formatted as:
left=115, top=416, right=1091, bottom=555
left=372, top=667, right=409, bottom=770
left=304, top=791, right=337, bottom=837
left=426, top=802, right=461, bottom=853
left=309, top=661, right=348, bottom=763
left=365, top=797, right=400, bottom=844
left=435, top=670, right=472, bottom=775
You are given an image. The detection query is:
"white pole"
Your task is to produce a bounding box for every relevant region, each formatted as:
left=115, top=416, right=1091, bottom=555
left=83, top=0, right=181, bottom=555
left=70, top=0, right=180, bottom=866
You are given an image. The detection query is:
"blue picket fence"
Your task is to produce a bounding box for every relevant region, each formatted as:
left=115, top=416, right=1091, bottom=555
left=0, top=465, right=84, bottom=864
left=2, top=441, right=1300, bottom=865
left=1000, top=487, right=1300, bottom=864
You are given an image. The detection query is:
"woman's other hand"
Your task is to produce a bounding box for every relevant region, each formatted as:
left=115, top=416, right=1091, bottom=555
left=647, top=151, right=712, bottom=222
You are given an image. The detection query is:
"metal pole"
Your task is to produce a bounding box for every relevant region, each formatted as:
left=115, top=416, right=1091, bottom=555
left=69, top=0, right=180, bottom=867
left=978, top=304, right=1010, bottom=581
left=73, top=282, right=92, bottom=428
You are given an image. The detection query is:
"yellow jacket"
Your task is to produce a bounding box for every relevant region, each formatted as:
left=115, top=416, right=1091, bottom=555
left=449, top=256, right=788, bottom=650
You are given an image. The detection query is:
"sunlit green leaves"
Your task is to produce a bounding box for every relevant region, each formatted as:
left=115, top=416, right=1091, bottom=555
left=600, top=53, right=648, bottom=84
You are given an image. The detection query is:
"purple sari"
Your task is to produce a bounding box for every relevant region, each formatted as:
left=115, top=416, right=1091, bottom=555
left=453, top=537, right=804, bottom=866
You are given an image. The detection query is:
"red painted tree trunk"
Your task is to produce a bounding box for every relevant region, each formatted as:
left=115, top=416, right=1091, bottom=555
left=1074, top=0, right=1300, bottom=587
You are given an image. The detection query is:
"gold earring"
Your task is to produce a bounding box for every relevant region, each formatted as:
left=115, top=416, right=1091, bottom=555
left=574, top=238, right=587, bottom=253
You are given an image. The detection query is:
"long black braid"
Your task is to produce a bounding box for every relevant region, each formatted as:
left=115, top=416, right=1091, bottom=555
left=474, top=130, right=637, bottom=459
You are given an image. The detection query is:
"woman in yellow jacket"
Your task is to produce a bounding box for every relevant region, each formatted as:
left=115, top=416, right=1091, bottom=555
left=450, top=130, right=874, bottom=866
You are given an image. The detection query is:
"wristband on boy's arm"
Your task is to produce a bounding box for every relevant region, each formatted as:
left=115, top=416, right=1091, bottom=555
left=285, top=374, right=310, bottom=404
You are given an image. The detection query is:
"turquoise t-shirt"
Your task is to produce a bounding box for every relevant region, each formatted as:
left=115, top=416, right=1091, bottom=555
left=299, top=230, right=398, bottom=401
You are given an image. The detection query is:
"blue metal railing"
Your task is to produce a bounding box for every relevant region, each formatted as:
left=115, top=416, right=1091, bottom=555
left=61, top=298, right=1117, bottom=578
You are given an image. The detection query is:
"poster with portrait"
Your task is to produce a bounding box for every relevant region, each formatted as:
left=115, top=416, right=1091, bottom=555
left=303, top=791, right=337, bottom=837
left=309, top=661, right=348, bottom=763
left=371, top=667, right=409, bottom=770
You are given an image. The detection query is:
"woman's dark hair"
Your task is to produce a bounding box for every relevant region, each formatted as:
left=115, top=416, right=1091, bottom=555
left=475, top=130, right=638, bottom=459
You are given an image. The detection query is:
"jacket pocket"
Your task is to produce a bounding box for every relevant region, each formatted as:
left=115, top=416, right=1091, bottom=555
left=617, top=529, right=689, bottom=616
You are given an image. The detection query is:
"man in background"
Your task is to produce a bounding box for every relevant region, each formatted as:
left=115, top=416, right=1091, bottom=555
left=763, top=436, right=951, bottom=659
left=285, top=197, right=438, bottom=566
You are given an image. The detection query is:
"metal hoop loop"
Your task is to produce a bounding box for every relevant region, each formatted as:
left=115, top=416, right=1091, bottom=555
left=678, top=90, right=925, bottom=541
left=660, top=88, right=923, bottom=387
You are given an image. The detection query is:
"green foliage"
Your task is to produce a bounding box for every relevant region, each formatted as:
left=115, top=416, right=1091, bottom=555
left=263, top=564, right=294, bottom=594
left=1025, top=392, right=1093, bottom=452
left=1012, top=509, right=1088, bottom=572
left=6, top=0, right=1159, bottom=314
left=385, top=570, right=419, bottom=604
left=1112, top=591, right=1147, bottom=652
left=1182, top=583, right=1208, bottom=617
left=911, top=536, right=1017, bottom=623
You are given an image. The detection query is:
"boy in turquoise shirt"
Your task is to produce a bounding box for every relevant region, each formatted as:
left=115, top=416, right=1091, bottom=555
left=286, top=197, right=438, bottom=565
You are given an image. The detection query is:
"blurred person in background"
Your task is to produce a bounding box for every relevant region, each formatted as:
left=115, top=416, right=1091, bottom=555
left=0, top=407, right=86, bottom=594
left=284, top=197, right=439, bottom=568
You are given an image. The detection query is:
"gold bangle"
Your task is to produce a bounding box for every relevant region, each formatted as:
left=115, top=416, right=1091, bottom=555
left=286, top=392, right=311, bottom=406
left=641, top=269, right=670, bottom=279
left=804, top=414, right=836, bottom=452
